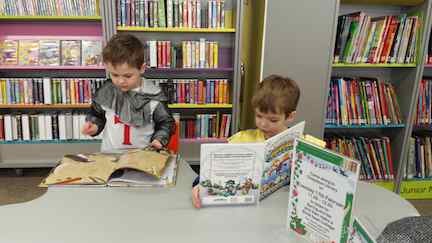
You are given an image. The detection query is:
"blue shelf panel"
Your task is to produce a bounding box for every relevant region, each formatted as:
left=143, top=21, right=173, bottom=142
left=0, top=139, right=101, bottom=145
left=325, top=124, right=405, bottom=129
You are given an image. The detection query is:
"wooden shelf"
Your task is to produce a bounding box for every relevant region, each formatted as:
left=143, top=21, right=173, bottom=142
left=0, top=139, right=101, bottom=145
left=168, top=104, right=232, bottom=109
left=181, top=138, right=228, bottom=143
left=340, top=0, right=424, bottom=6
left=325, top=124, right=405, bottom=129
left=0, top=104, right=90, bottom=109
left=332, top=63, right=416, bottom=68
left=0, top=16, right=101, bottom=21
left=117, top=26, right=236, bottom=33
left=0, top=65, right=105, bottom=70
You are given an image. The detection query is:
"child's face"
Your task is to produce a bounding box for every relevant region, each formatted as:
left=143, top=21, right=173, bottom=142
left=106, top=62, right=145, bottom=92
left=255, top=108, right=293, bottom=139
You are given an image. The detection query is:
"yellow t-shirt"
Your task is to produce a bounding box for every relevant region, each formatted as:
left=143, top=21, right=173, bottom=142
left=228, top=129, right=326, bottom=147
left=227, top=129, right=266, bottom=143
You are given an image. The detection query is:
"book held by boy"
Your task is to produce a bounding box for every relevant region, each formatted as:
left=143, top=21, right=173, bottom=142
left=287, top=138, right=361, bottom=243
left=198, top=121, right=305, bottom=206
left=40, top=148, right=178, bottom=187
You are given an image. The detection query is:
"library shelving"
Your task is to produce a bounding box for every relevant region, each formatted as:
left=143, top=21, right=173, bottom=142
left=0, top=0, right=104, bottom=167
left=99, top=0, right=242, bottom=163
left=263, top=0, right=432, bottom=197
left=327, top=0, right=431, bottom=195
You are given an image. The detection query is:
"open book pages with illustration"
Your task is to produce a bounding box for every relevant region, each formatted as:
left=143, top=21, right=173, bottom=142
left=199, top=121, right=306, bottom=206
left=40, top=148, right=176, bottom=187
left=108, top=154, right=179, bottom=187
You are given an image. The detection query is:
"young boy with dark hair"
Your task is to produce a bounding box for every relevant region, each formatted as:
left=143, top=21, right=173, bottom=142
left=192, top=74, right=301, bottom=208
left=82, top=33, right=175, bottom=152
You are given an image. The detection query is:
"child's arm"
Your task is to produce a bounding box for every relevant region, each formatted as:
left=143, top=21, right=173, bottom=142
left=151, top=103, right=175, bottom=147
left=84, top=102, right=106, bottom=136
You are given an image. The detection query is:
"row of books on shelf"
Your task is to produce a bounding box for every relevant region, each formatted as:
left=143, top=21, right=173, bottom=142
left=145, top=39, right=219, bottom=68
left=0, top=78, right=105, bottom=105
left=405, top=136, right=432, bottom=179
left=334, top=12, right=418, bottom=64
left=0, top=0, right=98, bottom=16
left=326, top=77, right=402, bottom=126
left=326, top=136, right=394, bottom=181
left=117, top=0, right=230, bottom=29
left=0, top=113, right=101, bottom=141
left=175, top=112, right=231, bottom=139
left=0, top=39, right=102, bottom=66
left=415, top=78, right=432, bottom=126
left=161, top=78, right=229, bottom=104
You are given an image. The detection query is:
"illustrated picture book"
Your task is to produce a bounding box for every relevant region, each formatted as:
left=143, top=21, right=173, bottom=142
left=198, top=121, right=305, bottom=206
left=287, top=138, right=361, bottom=243
left=40, top=148, right=178, bottom=187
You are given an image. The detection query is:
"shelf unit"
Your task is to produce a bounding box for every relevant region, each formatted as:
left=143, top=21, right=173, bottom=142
left=0, top=1, right=104, bottom=168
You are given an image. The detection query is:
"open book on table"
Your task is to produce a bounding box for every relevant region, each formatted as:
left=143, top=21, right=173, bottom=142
left=40, top=148, right=178, bottom=187
left=198, top=121, right=305, bottom=206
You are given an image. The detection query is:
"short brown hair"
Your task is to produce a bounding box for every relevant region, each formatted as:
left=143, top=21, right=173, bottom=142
left=251, top=75, right=300, bottom=116
left=102, top=33, right=144, bottom=69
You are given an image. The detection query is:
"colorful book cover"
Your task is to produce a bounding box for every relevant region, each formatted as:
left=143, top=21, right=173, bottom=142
left=39, top=40, right=60, bottom=66
left=287, top=138, right=360, bottom=243
left=18, top=40, right=39, bottom=65
left=61, top=40, right=81, bottom=66
left=199, top=121, right=306, bottom=206
left=1, top=40, right=18, bottom=65
left=81, top=40, right=102, bottom=66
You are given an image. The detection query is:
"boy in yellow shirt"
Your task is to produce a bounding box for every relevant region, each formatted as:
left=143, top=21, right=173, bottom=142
left=192, top=74, right=301, bottom=208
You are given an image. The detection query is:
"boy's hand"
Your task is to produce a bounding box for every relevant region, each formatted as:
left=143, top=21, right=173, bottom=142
left=150, top=139, right=163, bottom=150
left=192, top=185, right=201, bottom=209
left=81, top=121, right=98, bottom=136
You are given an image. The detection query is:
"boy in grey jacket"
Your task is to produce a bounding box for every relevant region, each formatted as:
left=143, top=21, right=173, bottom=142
left=82, top=34, right=174, bottom=152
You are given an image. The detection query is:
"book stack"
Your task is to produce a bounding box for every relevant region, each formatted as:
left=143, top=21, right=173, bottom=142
left=334, top=12, right=418, bottom=64
left=326, top=136, right=394, bottom=181
left=117, top=0, right=230, bottom=28
left=0, top=78, right=105, bottom=105
left=0, top=0, right=98, bottom=16
left=326, top=77, right=402, bottom=126
left=0, top=39, right=103, bottom=67
left=0, top=112, right=101, bottom=141
left=179, top=113, right=231, bottom=139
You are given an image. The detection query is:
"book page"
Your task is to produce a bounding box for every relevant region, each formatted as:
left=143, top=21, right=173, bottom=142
left=287, top=138, right=360, bottom=243
left=199, top=143, right=264, bottom=206
left=108, top=154, right=178, bottom=187
left=260, top=121, right=305, bottom=200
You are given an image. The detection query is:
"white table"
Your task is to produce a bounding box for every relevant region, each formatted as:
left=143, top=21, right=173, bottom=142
left=0, top=161, right=419, bottom=243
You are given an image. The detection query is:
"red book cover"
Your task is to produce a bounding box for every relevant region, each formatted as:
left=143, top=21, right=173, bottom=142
left=157, top=41, right=162, bottom=68
left=166, top=41, right=171, bottom=67
left=381, top=16, right=398, bottom=63
left=384, top=137, right=395, bottom=179
left=162, top=41, right=167, bottom=68
left=214, top=80, right=219, bottom=104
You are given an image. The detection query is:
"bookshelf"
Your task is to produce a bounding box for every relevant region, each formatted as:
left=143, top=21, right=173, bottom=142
left=0, top=0, right=104, bottom=167
left=99, top=0, right=242, bottom=163
left=328, top=1, right=431, bottom=194
left=262, top=0, right=432, bottom=197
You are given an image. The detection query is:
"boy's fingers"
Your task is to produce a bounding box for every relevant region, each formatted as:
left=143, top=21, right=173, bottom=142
left=192, top=187, right=201, bottom=208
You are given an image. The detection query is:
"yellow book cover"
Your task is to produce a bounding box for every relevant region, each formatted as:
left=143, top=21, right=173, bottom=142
left=213, top=41, right=218, bottom=68
left=41, top=148, right=178, bottom=187
left=70, top=79, right=76, bottom=104
left=1, top=40, right=18, bottom=65
left=208, top=42, right=214, bottom=68
left=1, top=79, right=5, bottom=104
left=224, top=9, right=233, bottom=29
left=18, top=40, right=39, bottom=65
